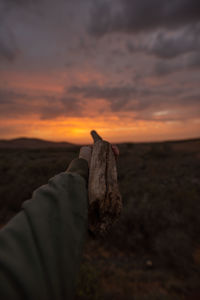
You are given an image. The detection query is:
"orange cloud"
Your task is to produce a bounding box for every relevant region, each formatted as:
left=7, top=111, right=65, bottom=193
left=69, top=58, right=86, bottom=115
left=1, top=115, right=199, bottom=144
left=0, top=69, right=199, bottom=143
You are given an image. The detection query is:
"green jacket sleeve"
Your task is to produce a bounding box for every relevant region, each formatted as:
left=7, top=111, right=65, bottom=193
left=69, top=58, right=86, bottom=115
left=0, top=158, right=89, bottom=300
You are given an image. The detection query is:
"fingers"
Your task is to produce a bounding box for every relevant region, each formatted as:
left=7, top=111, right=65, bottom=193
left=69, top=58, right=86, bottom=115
left=79, top=146, right=92, bottom=166
left=111, top=144, right=120, bottom=159
left=79, top=144, right=119, bottom=166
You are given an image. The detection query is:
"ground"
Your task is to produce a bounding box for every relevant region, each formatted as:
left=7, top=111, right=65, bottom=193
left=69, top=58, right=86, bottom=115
left=0, top=138, right=200, bottom=299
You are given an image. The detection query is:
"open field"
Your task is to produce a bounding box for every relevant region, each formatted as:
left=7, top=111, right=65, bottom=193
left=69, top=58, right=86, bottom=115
left=0, top=138, right=200, bottom=299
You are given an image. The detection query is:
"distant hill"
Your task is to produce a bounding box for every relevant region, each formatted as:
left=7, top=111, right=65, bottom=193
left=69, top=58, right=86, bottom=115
left=0, top=138, right=76, bottom=149
left=0, top=136, right=199, bottom=149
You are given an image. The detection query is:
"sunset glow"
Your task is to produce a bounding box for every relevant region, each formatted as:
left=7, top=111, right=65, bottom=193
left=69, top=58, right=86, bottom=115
left=0, top=0, right=200, bottom=144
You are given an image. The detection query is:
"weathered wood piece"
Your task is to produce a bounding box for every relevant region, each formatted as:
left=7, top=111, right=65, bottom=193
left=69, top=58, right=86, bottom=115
left=88, top=130, right=122, bottom=235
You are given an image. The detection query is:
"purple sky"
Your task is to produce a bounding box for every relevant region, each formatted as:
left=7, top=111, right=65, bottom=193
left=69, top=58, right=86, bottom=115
left=0, top=0, right=200, bottom=143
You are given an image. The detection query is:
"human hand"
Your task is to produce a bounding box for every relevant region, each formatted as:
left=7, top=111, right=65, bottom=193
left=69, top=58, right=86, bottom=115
left=79, top=144, right=119, bottom=167
left=79, top=146, right=92, bottom=166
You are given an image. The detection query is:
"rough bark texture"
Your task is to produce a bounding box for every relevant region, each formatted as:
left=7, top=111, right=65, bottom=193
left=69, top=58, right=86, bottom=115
left=88, top=131, right=122, bottom=236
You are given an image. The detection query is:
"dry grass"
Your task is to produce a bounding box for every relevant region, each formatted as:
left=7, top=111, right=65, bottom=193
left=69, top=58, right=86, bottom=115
left=0, top=138, right=200, bottom=299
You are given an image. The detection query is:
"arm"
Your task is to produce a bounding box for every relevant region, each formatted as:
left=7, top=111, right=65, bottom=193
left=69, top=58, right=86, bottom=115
left=0, top=158, right=88, bottom=300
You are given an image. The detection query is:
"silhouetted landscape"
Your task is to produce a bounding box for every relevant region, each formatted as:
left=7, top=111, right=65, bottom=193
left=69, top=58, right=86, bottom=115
left=0, top=137, right=200, bottom=300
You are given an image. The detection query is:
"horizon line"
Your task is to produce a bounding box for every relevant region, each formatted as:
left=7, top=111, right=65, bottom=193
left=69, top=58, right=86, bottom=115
left=1, top=135, right=200, bottom=145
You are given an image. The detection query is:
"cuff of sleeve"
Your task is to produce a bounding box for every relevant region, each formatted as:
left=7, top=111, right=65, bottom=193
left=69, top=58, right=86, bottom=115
left=66, top=158, right=89, bottom=183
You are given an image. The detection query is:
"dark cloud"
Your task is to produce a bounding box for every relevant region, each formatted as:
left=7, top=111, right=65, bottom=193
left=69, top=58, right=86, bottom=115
left=1, top=0, right=41, bottom=9
left=0, top=0, right=199, bottom=137
left=186, top=52, right=200, bottom=69
left=0, top=1, right=23, bottom=63
left=39, top=96, right=82, bottom=120
left=0, top=28, right=19, bottom=62
left=153, top=60, right=183, bottom=76
left=88, top=1, right=112, bottom=37
left=0, top=77, right=199, bottom=124
left=0, top=42, right=17, bottom=62
left=68, top=84, right=151, bottom=113
left=68, top=82, right=200, bottom=121
left=89, top=0, right=200, bottom=36
left=69, top=83, right=184, bottom=102
left=69, top=85, right=137, bottom=111
left=0, top=88, right=24, bottom=104
left=0, top=2, right=19, bottom=63
left=153, top=52, right=200, bottom=76
left=2, top=0, right=28, bottom=5
left=129, top=94, right=200, bottom=122
left=69, top=85, right=136, bottom=100
left=127, top=25, right=200, bottom=59
left=0, top=0, right=44, bottom=63
left=179, top=92, right=200, bottom=106
left=0, top=88, right=82, bottom=119
left=111, top=49, right=125, bottom=57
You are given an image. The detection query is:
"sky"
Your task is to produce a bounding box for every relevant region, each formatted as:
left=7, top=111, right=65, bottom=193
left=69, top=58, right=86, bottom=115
left=0, top=0, right=200, bottom=144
